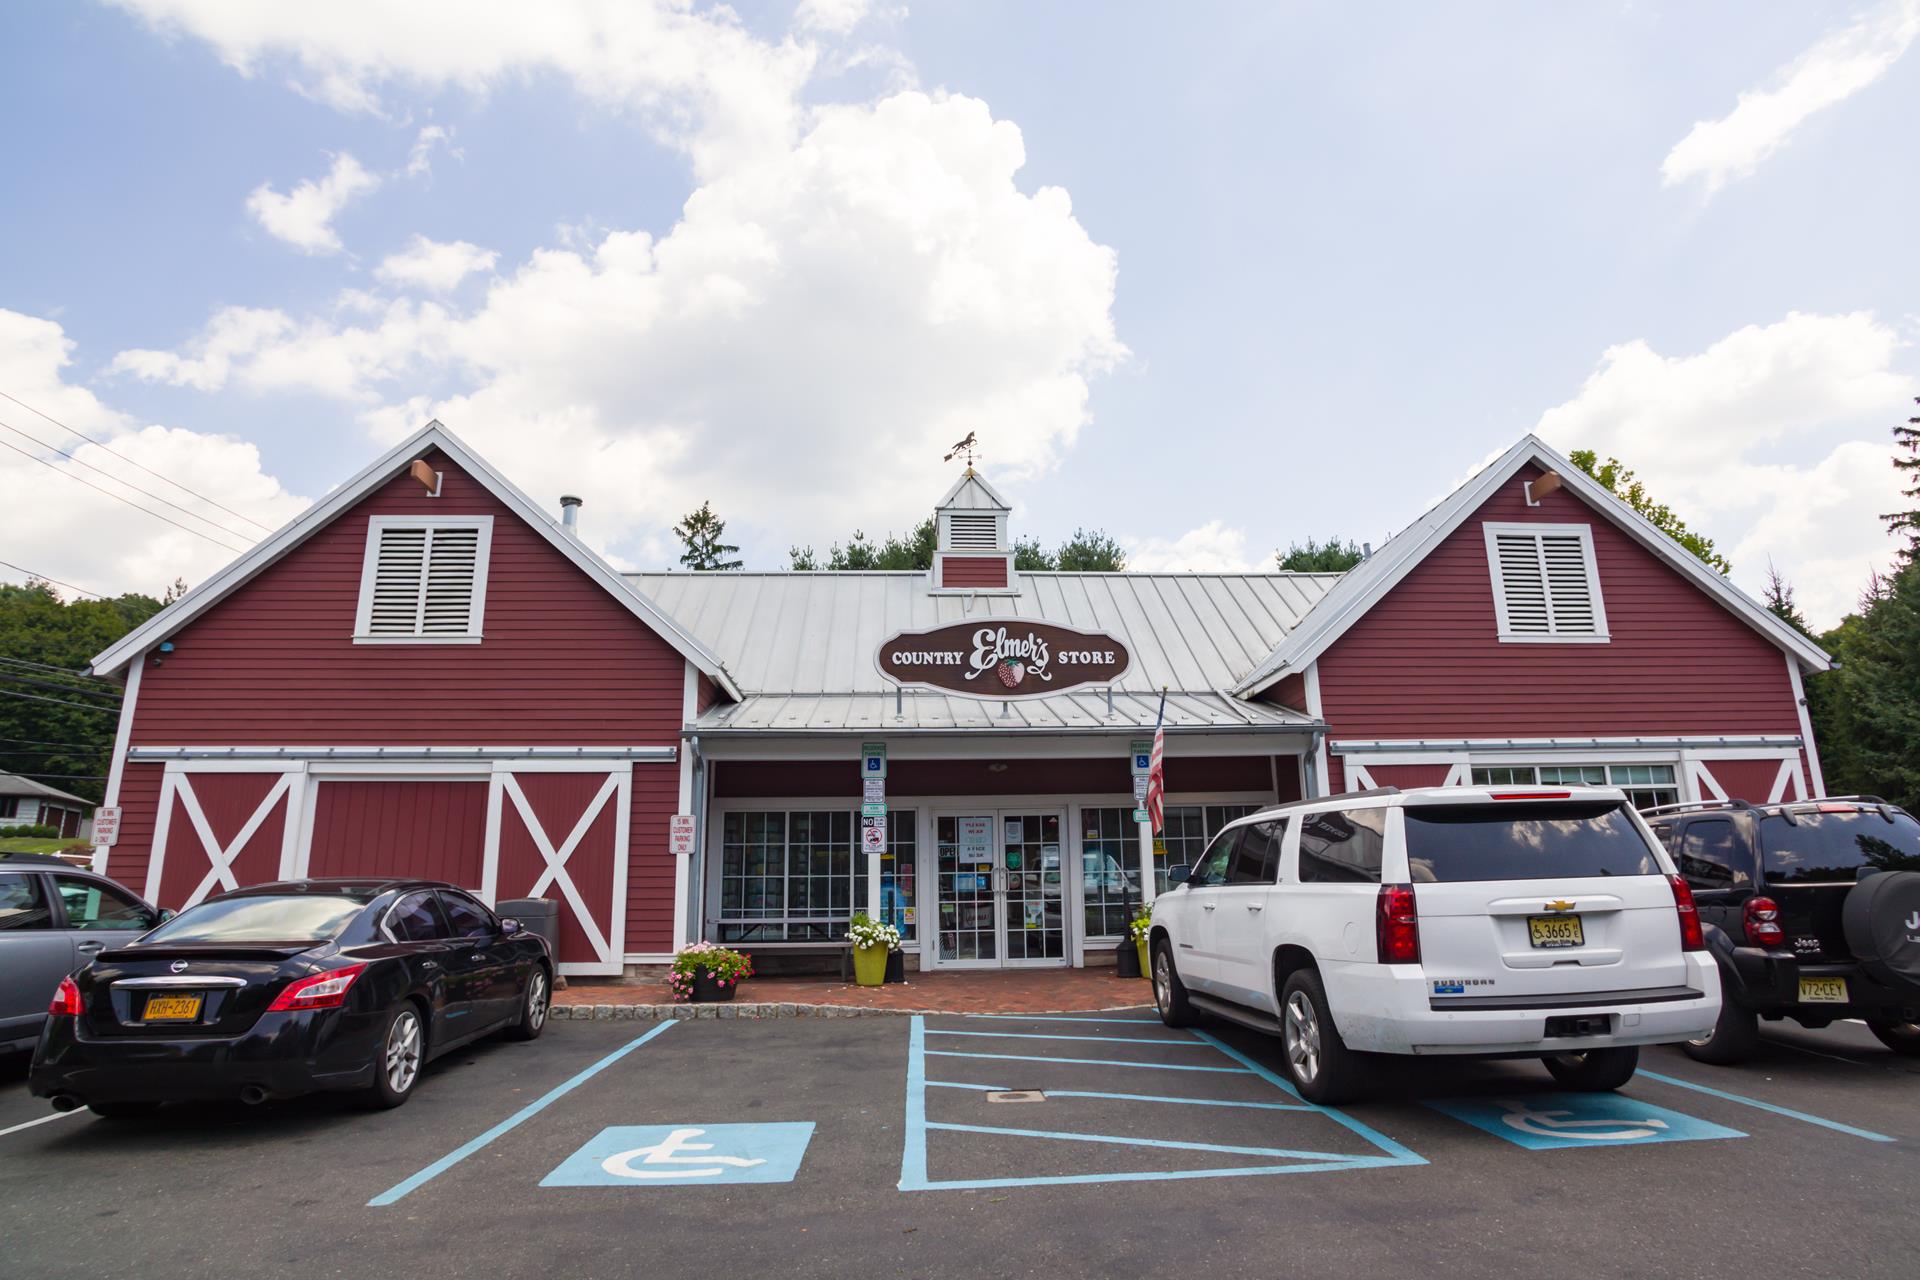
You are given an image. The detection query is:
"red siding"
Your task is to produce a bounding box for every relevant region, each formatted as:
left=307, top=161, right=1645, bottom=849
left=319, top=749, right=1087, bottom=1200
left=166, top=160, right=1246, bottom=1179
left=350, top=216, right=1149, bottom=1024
left=1697, top=759, right=1794, bottom=805
left=939, top=555, right=1008, bottom=589
left=152, top=772, right=291, bottom=908
left=1357, top=763, right=1452, bottom=790
left=307, top=780, right=489, bottom=885
left=104, top=764, right=164, bottom=890
left=626, top=767, right=679, bottom=954
left=496, top=773, right=618, bottom=965
left=1316, top=465, right=1803, bottom=742
left=713, top=755, right=1280, bottom=799
left=126, top=447, right=686, bottom=748
left=1263, top=673, right=1308, bottom=714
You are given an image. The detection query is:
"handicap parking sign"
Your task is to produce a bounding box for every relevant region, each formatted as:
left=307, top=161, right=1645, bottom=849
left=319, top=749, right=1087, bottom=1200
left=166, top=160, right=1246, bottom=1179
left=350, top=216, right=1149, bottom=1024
left=1425, top=1093, right=1743, bottom=1151
left=541, top=1123, right=816, bottom=1187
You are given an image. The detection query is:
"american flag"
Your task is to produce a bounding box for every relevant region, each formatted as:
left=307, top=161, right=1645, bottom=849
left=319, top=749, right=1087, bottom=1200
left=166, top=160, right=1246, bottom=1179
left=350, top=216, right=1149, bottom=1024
left=1145, top=689, right=1167, bottom=833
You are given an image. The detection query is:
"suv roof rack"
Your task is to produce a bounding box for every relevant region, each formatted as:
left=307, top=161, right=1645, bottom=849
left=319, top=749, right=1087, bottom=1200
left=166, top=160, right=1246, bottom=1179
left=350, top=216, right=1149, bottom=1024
left=1637, top=799, right=1752, bottom=819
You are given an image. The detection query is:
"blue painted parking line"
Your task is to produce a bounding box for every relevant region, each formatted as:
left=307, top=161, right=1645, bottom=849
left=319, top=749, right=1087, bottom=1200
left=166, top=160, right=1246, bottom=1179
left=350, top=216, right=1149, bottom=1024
left=925, top=1049, right=1252, bottom=1073
left=541, top=1122, right=815, bottom=1186
left=901, top=1016, right=1425, bottom=1191
left=367, top=1020, right=678, bottom=1207
left=927, top=1029, right=1214, bottom=1046
left=1426, top=1093, right=1744, bottom=1150
left=962, top=1014, right=1163, bottom=1024
left=1636, top=1069, right=1895, bottom=1144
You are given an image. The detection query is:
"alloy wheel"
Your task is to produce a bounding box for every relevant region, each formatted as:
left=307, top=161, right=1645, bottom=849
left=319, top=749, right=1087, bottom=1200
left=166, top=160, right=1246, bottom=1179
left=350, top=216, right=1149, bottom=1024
left=386, top=1010, right=422, bottom=1094
left=1153, top=952, right=1172, bottom=1013
left=1284, top=990, right=1321, bottom=1084
left=527, top=972, right=549, bottom=1030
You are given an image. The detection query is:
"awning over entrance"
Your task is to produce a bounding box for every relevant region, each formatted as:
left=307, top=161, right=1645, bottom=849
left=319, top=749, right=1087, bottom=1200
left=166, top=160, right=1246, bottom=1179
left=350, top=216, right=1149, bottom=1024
left=693, top=691, right=1317, bottom=734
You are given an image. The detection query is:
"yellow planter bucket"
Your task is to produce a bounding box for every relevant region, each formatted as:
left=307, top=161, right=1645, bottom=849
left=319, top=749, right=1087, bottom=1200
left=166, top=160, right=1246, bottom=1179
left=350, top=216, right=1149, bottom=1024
left=853, top=943, right=890, bottom=987
left=1135, top=936, right=1151, bottom=980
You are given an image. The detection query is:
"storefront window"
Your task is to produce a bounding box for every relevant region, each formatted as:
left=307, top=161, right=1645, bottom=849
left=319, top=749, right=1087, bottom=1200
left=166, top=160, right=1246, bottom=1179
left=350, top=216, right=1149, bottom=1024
left=718, top=809, right=917, bottom=943
left=1079, top=804, right=1259, bottom=939
left=1469, top=764, right=1678, bottom=810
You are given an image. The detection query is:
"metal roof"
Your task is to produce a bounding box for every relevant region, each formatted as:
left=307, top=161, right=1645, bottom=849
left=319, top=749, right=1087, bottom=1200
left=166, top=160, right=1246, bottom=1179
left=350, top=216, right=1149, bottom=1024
left=935, top=469, right=1011, bottom=511
left=693, top=690, right=1317, bottom=734
left=626, top=570, right=1341, bottom=703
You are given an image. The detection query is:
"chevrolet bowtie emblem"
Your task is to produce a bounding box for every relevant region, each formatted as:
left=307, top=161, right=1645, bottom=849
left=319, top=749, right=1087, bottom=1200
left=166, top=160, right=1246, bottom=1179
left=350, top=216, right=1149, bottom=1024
left=1543, top=900, right=1576, bottom=913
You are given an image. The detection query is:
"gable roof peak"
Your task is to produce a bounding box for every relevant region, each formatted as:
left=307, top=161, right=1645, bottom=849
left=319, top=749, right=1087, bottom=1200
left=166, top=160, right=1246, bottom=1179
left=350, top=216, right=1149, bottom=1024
left=936, top=467, right=1011, bottom=513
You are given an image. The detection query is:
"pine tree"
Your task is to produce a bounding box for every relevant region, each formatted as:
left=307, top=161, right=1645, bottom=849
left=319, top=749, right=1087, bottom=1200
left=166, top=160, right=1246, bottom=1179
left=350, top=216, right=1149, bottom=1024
left=1276, top=537, right=1365, bottom=573
left=673, top=501, right=742, bottom=571
left=1885, top=395, right=1920, bottom=552
left=1763, top=560, right=1811, bottom=635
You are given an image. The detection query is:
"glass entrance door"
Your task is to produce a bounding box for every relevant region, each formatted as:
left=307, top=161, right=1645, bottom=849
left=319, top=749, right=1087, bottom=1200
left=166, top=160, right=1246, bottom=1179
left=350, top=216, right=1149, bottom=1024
left=934, top=811, right=1067, bottom=968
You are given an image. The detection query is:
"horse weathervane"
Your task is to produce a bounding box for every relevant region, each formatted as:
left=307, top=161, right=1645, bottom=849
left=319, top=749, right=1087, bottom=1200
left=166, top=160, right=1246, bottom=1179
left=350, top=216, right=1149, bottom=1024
left=943, top=431, right=979, bottom=470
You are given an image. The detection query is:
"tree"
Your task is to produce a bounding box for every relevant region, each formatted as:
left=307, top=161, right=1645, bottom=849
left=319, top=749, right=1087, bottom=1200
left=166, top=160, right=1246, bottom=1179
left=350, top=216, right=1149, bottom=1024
left=1885, top=395, right=1919, bottom=550
left=1053, top=528, right=1127, bottom=572
left=1763, top=560, right=1811, bottom=636
left=0, top=581, right=168, bottom=805
left=1276, top=537, right=1364, bottom=573
left=1568, top=450, right=1731, bottom=573
left=673, top=501, right=742, bottom=571
left=790, top=519, right=1127, bottom=572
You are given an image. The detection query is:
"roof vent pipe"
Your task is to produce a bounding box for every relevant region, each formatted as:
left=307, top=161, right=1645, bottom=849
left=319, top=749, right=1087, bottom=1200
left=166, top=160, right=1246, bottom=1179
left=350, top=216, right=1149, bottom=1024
left=560, top=495, right=582, bottom=532
left=1361, top=542, right=1372, bottom=560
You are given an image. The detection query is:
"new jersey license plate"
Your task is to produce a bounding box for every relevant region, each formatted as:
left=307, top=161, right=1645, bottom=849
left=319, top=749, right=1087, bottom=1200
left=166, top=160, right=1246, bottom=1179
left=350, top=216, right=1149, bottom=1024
left=1798, top=977, right=1848, bottom=1004
left=141, top=994, right=202, bottom=1022
left=1527, top=915, right=1584, bottom=949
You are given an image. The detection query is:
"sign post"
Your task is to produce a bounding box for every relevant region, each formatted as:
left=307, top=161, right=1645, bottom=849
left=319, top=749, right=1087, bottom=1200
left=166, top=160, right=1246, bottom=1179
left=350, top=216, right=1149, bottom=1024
left=1130, top=739, right=1154, bottom=905
left=860, top=744, right=887, bottom=920
left=861, top=816, right=886, bottom=921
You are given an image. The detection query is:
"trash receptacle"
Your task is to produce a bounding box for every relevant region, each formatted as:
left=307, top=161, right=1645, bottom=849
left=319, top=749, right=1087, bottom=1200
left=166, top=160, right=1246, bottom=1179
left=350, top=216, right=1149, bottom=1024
left=498, top=897, right=562, bottom=986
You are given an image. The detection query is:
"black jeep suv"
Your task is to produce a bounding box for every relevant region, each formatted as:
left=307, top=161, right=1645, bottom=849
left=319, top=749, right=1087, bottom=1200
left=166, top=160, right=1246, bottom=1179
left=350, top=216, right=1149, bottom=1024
left=1644, top=797, right=1920, bottom=1063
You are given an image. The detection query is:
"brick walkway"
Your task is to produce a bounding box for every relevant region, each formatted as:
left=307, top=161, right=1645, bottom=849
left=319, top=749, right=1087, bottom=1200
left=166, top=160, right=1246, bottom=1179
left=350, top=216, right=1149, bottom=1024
left=553, top=966, right=1153, bottom=1015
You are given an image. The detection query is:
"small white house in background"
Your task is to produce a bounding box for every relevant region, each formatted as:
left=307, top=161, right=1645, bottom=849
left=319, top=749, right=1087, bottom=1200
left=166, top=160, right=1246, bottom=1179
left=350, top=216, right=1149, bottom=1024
left=0, top=772, right=93, bottom=839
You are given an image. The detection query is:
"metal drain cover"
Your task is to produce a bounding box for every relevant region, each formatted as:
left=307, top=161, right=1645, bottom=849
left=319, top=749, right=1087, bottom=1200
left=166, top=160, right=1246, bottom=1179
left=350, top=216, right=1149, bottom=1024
left=985, top=1090, right=1046, bottom=1103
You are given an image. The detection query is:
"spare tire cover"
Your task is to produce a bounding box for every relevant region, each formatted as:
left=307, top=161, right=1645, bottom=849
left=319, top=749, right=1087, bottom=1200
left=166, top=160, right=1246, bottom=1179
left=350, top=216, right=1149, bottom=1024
left=1841, top=871, right=1920, bottom=989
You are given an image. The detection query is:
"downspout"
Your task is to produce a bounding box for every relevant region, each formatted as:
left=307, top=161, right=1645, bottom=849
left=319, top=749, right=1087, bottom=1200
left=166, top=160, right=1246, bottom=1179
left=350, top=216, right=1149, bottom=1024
left=1303, top=725, right=1326, bottom=799
left=687, top=733, right=708, bottom=946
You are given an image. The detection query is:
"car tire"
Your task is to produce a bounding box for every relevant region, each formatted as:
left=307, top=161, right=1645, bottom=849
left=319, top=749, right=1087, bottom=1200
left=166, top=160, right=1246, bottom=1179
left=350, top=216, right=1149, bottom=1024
left=1150, top=940, right=1197, bottom=1028
left=1866, top=1019, right=1920, bottom=1057
left=1542, top=1046, right=1640, bottom=1091
left=360, top=1002, right=426, bottom=1110
left=1681, top=991, right=1760, bottom=1065
left=1279, top=969, right=1366, bottom=1105
left=502, top=965, right=551, bottom=1042
left=86, top=1100, right=162, bottom=1119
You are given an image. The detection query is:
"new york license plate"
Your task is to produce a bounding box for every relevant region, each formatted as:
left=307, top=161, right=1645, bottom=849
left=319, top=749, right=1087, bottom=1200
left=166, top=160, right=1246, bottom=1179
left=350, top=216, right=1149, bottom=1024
left=1798, top=977, right=1848, bottom=1004
left=141, top=994, right=202, bottom=1022
left=1527, top=915, right=1584, bottom=949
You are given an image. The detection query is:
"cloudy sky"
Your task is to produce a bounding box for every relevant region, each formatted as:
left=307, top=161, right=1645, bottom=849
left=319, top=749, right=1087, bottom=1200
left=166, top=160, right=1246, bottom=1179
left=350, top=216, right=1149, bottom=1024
left=2, top=1, right=1917, bottom=628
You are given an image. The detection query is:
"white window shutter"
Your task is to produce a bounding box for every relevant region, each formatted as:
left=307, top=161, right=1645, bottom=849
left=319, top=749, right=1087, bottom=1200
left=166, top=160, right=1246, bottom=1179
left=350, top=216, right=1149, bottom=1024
left=356, top=517, right=492, bottom=641
left=1485, top=523, right=1607, bottom=641
left=948, top=513, right=999, bottom=551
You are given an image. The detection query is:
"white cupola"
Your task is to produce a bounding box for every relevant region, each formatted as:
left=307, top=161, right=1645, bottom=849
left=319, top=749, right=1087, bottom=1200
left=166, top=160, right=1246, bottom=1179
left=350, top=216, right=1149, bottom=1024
left=931, top=467, right=1017, bottom=593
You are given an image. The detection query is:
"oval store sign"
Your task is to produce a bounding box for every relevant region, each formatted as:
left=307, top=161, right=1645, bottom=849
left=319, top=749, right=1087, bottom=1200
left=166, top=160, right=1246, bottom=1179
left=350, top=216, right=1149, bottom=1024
left=876, top=619, right=1131, bottom=698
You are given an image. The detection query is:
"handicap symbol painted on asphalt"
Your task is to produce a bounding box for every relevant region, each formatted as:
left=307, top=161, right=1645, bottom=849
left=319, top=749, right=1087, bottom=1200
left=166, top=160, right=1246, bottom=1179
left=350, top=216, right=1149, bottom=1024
left=541, top=1123, right=816, bottom=1187
left=1425, top=1093, right=1744, bottom=1151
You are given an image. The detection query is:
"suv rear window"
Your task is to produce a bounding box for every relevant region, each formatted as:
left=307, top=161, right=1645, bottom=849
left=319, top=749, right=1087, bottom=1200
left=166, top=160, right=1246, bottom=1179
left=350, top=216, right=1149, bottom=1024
left=1404, top=801, right=1662, bottom=883
left=1760, top=810, right=1920, bottom=884
left=140, top=894, right=365, bottom=944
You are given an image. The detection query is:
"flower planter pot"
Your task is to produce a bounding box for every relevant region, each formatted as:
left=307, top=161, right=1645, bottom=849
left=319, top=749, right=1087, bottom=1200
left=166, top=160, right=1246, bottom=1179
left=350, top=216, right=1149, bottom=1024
left=1114, top=938, right=1141, bottom=979
left=1135, top=936, right=1151, bottom=980
left=852, top=943, right=890, bottom=987
left=690, top=973, right=736, bottom=1002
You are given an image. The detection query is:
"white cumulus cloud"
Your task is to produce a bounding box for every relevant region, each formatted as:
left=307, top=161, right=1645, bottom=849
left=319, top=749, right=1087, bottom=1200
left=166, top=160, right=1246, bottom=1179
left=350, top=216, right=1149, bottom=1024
left=1662, top=0, right=1920, bottom=195
left=405, top=123, right=458, bottom=177
left=0, top=309, right=308, bottom=601
left=245, top=151, right=379, bottom=254
left=1124, top=520, right=1262, bottom=573
left=1532, top=311, right=1916, bottom=628
left=375, top=235, right=498, bottom=291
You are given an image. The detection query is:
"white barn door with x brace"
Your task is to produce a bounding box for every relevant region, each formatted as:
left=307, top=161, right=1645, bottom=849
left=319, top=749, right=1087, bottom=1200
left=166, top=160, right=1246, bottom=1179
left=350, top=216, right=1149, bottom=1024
left=485, top=763, right=632, bottom=977
left=144, top=763, right=307, bottom=909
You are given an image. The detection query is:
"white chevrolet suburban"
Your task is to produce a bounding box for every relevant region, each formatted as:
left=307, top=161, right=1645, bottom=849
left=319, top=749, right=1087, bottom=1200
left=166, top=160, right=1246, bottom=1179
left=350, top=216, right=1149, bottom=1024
left=1147, top=785, right=1722, bottom=1102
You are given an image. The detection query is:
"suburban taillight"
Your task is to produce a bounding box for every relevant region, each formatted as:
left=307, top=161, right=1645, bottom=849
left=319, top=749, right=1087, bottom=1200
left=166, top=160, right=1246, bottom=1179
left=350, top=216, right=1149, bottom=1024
left=1376, top=884, right=1421, bottom=963
left=1743, top=896, right=1785, bottom=948
left=267, top=964, right=366, bottom=1012
left=1668, top=875, right=1705, bottom=952
left=48, top=975, right=83, bottom=1017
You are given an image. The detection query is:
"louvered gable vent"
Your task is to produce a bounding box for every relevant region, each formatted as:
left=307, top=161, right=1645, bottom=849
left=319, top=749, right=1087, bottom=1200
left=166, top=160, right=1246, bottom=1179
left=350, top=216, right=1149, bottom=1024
left=1484, top=523, right=1607, bottom=642
left=355, top=517, right=493, bottom=642
left=947, top=513, right=1000, bottom=551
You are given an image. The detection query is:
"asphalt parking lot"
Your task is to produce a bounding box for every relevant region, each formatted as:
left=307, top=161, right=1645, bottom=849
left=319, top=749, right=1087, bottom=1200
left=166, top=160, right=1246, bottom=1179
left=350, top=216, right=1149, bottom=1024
left=3, top=1010, right=1916, bottom=1280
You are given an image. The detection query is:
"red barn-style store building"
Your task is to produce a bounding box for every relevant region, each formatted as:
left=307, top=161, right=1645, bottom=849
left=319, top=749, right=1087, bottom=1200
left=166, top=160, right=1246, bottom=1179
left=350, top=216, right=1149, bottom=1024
left=87, top=424, right=1832, bottom=976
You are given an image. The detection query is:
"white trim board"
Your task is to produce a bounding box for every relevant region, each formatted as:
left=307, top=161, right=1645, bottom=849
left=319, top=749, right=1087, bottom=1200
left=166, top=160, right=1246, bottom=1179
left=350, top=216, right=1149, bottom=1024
left=89, top=420, right=742, bottom=700
left=1234, top=434, right=1831, bottom=697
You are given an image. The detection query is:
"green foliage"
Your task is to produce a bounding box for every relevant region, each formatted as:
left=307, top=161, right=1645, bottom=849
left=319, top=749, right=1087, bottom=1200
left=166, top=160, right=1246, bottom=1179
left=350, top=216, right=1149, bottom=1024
left=1569, top=450, right=1731, bottom=574
left=1276, top=537, right=1365, bottom=573
left=0, top=580, right=166, bottom=804
left=673, top=501, right=743, bottom=571
left=0, top=824, right=62, bottom=839
left=790, top=519, right=1126, bottom=572
left=1763, top=561, right=1812, bottom=636
left=1886, top=396, right=1919, bottom=547
left=1805, top=560, right=1920, bottom=811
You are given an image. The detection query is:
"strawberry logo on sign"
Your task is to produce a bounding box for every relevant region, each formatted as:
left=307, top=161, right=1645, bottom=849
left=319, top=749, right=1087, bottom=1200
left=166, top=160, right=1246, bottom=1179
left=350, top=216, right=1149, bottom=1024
left=997, top=657, right=1025, bottom=689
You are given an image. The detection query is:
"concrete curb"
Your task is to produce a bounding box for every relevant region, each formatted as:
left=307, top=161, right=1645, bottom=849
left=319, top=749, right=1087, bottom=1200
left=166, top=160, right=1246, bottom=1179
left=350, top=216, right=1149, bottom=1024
left=549, top=1001, right=1155, bottom=1021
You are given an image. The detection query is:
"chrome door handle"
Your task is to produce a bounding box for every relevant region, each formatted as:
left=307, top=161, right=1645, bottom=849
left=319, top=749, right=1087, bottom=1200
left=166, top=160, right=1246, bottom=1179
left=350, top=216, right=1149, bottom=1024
left=76, top=942, right=105, bottom=953
left=1247, top=903, right=1264, bottom=912
left=1201, top=902, right=1217, bottom=912
left=423, top=961, right=440, bottom=971
left=470, top=954, right=487, bottom=962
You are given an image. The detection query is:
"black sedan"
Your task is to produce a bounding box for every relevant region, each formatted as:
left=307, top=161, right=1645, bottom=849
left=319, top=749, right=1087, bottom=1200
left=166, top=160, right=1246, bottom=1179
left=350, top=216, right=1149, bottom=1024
left=29, top=878, right=554, bottom=1117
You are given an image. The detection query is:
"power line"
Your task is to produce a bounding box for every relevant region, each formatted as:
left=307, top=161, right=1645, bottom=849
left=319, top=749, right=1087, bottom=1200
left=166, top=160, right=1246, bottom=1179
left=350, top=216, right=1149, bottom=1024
left=0, top=672, right=120, bottom=702
left=0, top=387, right=275, bottom=534
left=0, top=688, right=120, bottom=714
left=0, top=558, right=104, bottom=600
left=0, top=745, right=110, bottom=757
left=0, top=416, right=261, bottom=544
left=0, top=737, right=113, bottom=749
left=0, top=655, right=113, bottom=681
left=0, top=435, right=252, bottom=555
left=6, top=771, right=107, bottom=781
